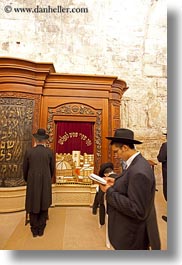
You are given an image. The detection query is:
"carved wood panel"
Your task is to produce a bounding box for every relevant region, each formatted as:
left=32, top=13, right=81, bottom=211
left=0, top=92, right=41, bottom=187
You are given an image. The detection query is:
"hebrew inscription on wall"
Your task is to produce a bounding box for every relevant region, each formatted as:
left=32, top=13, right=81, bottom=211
left=0, top=98, right=34, bottom=187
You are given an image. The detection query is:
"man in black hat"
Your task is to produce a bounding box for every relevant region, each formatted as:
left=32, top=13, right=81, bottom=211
left=23, top=128, right=54, bottom=237
left=99, top=128, right=161, bottom=250
left=92, top=162, right=118, bottom=226
left=157, top=132, right=167, bottom=222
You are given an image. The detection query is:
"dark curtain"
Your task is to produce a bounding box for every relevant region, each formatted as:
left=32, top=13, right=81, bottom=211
left=56, top=121, right=94, bottom=155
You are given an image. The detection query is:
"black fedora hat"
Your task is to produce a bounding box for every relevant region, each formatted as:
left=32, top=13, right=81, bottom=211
left=106, top=128, right=142, bottom=144
left=33, top=128, right=49, bottom=139
left=99, top=162, right=114, bottom=177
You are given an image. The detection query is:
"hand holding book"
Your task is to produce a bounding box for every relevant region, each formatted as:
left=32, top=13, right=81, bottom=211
left=89, top=173, right=107, bottom=185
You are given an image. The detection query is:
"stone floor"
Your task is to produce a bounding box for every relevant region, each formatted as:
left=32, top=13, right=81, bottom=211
left=0, top=185, right=167, bottom=250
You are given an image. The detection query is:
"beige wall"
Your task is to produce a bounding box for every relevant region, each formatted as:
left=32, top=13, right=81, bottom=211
left=0, top=0, right=167, bottom=184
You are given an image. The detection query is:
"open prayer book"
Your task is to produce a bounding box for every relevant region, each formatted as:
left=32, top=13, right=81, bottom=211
left=89, top=173, right=107, bottom=185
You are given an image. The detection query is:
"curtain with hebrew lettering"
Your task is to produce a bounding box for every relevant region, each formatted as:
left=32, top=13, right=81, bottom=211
left=56, top=121, right=94, bottom=155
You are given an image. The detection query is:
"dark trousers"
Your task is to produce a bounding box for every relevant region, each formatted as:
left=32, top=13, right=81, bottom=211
left=92, top=189, right=106, bottom=225
left=163, top=177, right=167, bottom=201
left=29, top=209, right=48, bottom=236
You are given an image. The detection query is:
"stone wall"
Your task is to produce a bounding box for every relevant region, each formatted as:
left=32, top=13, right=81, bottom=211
left=0, top=0, right=167, bottom=184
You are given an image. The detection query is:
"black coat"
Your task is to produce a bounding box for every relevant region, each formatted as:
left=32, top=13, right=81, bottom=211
left=106, top=154, right=161, bottom=250
left=157, top=142, right=167, bottom=201
left=92, top=173, right=118, bottom=225
left=23, top=145, right=54, bottom=213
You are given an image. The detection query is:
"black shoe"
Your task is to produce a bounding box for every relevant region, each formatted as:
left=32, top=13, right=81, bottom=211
left=92, top=207, right=97, bottom=215
left=31, top=228, right=38, bottom=237
left=38, top=230, right=44, bottom=236
left=162, top=215, right=167, bottom=222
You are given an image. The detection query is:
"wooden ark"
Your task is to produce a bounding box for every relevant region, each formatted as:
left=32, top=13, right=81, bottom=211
left=0, top=57, right=128, bottom=211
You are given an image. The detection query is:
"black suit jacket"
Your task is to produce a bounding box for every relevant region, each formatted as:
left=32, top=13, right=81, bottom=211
left=106, top=153, right=161, bottom=250
left=23, top=145, right=54, bottom=213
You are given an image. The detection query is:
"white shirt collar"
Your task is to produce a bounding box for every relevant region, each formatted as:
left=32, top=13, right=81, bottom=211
left=125, top=151, right=140, bottom=169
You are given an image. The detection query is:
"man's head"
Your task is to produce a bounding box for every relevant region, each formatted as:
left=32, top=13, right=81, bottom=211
left=99, top=162, right=114, bottom=177
left=111, top=142, right=136, bottom=161
left=163, top=131, right=167, bottom=140
left=33, top=128, right=49, bottom=145
left=34, top=137, right=47, bottom=145
left=106, top=128, right=142, bottom=161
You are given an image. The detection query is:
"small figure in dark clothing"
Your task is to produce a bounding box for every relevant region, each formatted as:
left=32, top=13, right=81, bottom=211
left=92, top=162, right=118, bottom=225
left=157, top=132, right=167, bottom=222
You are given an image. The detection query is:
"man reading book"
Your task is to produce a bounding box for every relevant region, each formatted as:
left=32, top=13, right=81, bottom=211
left=99, top=128, right=161, bottom=250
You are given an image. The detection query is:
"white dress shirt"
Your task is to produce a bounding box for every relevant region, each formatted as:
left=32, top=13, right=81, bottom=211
left=125, top=151, right=140, bottom=169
